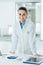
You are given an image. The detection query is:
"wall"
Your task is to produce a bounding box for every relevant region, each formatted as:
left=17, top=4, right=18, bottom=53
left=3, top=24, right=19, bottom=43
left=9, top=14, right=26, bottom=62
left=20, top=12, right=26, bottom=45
left=0, top=1, right=15, bottom=53
left=0, top=1, right=15, bottom=27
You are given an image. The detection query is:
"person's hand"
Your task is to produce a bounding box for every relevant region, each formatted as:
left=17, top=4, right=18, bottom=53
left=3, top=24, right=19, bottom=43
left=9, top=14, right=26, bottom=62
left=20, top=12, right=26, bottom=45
left=35, top=53, right=43, bottom=57
left=9, top=51, right=15, bottom=54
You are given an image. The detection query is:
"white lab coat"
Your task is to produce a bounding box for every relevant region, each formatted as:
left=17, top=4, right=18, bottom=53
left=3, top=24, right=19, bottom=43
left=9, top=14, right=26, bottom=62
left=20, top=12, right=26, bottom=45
left=11, top=19, right=36, bottom=55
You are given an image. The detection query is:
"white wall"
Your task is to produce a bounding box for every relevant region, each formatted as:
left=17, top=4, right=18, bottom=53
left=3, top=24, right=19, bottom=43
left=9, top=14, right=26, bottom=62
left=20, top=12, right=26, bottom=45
left=0, top=1, right=15, bottom=27
left=0, top=1, right=15, bottom=54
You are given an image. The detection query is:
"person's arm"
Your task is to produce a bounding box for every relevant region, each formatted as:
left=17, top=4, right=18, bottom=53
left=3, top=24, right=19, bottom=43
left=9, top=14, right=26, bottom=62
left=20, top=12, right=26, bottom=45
left=9, top=25, right=18, bottom=54
left=29, top=23, right=43, bottom=56
left=29, top=22, right=37, bottom=55
left=11, top=33, right=18, bottom=53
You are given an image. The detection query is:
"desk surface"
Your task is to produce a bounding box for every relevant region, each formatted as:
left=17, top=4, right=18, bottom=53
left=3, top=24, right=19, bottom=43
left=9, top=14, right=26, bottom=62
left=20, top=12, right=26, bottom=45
left=0, top=54, right=43, bottom=65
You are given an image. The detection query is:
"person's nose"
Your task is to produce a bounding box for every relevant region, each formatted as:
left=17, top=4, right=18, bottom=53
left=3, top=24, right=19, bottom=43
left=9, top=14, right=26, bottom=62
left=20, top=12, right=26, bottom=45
left=21, top=15, right=23, bottom=19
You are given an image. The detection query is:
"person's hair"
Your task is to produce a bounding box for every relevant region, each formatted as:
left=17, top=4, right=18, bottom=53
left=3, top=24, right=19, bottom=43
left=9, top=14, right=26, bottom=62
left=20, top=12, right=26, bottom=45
left=18, top=7, right=27, bottom=13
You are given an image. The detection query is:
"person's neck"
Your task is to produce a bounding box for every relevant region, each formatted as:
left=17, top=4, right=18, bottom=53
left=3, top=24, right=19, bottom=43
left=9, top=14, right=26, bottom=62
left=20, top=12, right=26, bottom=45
left=20, top=20, right=26, bottom=24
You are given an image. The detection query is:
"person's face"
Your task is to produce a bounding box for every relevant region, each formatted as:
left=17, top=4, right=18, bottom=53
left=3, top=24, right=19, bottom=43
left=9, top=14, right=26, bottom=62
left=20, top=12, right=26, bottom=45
left=18, top=10, right=27, bottom=23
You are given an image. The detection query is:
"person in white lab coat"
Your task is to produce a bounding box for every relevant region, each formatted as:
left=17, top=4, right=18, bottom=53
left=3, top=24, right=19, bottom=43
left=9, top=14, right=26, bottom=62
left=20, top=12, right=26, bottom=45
left=10, top=7, right=43, bottom=56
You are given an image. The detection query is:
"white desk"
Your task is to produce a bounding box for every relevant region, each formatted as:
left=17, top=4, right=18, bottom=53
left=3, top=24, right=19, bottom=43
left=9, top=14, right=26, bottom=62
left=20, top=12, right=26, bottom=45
left=0, top=54, right=43, bottom=65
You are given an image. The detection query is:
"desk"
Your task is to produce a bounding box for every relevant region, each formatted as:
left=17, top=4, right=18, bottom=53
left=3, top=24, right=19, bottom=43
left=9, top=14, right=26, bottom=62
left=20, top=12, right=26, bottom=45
left=0, top=54, right=43, bottom=65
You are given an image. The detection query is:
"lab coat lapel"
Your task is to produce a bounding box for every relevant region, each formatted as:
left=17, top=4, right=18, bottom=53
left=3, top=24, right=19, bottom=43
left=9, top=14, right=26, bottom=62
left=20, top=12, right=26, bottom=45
left=16, top=21, right=22, bottom=36
left=16, top=21, right=24, bottom=54
left=22, top=19, right=30, bottom=33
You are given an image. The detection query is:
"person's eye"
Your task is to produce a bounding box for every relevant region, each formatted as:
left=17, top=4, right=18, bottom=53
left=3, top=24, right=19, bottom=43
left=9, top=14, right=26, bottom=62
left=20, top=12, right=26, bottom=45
left=23, top=14, right=25, bottom=16
left=19, top=14, right=21, bottom=15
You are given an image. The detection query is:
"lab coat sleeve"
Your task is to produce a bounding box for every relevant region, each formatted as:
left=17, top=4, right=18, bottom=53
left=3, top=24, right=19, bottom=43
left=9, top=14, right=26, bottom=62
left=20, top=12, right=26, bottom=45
left=29, top=23, right=36, bottom=55
left=11, top=26, right=18, bottom=52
